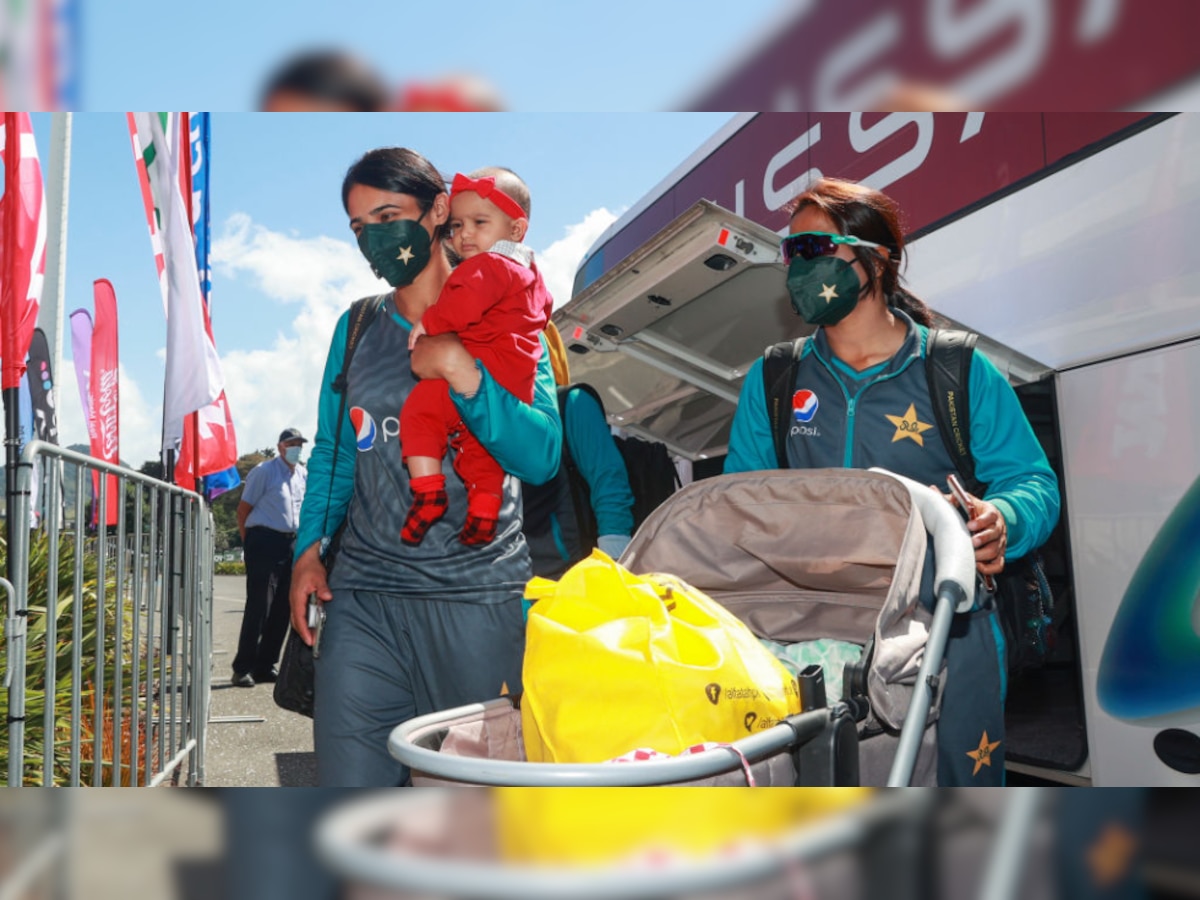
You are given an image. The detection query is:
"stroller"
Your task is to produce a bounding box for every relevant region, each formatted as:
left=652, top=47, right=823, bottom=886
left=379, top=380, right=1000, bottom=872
left=388, top=467, right=977, bottom=787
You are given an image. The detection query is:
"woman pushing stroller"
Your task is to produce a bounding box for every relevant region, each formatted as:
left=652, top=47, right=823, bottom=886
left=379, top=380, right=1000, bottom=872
left=725, top=177, right=1060, bottom=785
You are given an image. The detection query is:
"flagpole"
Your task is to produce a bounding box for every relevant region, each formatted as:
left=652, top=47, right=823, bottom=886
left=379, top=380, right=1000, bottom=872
left=4, top=115, right=19, bottom=584
left=39, top=113, right=71, bottom=417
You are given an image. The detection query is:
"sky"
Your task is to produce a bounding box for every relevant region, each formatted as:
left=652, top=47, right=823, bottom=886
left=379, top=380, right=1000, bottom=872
left=24, top=112, right=735, bottom=468
left=82, top=1, right=795, bottom=112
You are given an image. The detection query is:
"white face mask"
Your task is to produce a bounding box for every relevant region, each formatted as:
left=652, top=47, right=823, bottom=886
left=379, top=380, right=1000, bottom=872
left=284, top=445, right=303, bottom=465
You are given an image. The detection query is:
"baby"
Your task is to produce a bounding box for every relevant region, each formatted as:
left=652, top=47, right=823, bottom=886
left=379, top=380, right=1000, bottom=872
left=401, top=167, right=553, bottom=545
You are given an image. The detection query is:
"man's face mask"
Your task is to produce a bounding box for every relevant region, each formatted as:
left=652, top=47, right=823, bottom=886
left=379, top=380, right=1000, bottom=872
left=357, top=215, right=433, bottom=288
left=284, top=445, right=302, bottom=465
left=780, top=231, right=885, bottom=326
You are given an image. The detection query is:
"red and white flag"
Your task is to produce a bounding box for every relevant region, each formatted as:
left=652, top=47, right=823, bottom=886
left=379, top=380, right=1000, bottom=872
left=0, top=112, right=47, bottom=391
left=126, top=112, right=225, bottom=461
left=172, top=113, right=237, bottom=486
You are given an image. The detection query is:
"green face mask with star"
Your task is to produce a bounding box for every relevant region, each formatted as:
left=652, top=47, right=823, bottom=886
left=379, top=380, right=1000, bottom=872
left=357, top=217, right=433, bottom=288
left=785, top=255, right=864, bottom=326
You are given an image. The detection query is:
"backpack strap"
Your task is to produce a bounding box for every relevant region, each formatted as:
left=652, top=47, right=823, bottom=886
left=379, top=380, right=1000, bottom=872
left=924, top=328, right=987, bottom=497
left=323, top=296, right=382, bottom=538
left=557, top=383, right=605, bottom=550
left=762, top=337, right=808, bottom=469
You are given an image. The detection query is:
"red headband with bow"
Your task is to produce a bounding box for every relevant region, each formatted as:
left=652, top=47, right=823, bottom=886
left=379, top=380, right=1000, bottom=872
left=450, top=173, right=526, bottom=221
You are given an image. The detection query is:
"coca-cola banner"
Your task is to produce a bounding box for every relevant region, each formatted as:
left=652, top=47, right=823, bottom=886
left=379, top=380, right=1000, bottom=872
left=90, top=279, right=120, bottom=527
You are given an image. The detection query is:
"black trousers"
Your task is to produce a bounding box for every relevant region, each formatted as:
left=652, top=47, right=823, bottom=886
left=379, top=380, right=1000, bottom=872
left=233, top=526, right=296, bottom=676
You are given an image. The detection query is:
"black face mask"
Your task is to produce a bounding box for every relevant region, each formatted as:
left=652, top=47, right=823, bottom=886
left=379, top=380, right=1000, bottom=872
left=357, top=215, right=433, bottom=288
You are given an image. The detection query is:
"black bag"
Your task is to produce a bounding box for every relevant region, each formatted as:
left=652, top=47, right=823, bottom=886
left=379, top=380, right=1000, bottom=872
left=990, top=554, right=1056, bottom=676
left=762, top=329, right=1057, bottom=675
left=613, top=434, right=681, bottom=531
left=272, top=295, right=379, bottom=718
left=273, top=629, right=316, bottom=717
left=923, top=328, right=1057, bottom=676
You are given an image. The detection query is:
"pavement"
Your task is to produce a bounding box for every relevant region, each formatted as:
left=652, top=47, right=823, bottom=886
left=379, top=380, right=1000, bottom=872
left=203, top=574, right=318, bottom=787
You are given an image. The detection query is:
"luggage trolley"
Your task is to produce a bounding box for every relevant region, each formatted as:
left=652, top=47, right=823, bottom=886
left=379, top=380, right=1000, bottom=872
left=389, top=468, right=978, bottom=788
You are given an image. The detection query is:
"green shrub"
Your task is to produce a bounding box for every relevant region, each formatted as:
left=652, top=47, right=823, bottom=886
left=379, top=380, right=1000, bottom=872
left=214, top=561, right=246, bottom=576
left=1, top=532, right=144, bottom=786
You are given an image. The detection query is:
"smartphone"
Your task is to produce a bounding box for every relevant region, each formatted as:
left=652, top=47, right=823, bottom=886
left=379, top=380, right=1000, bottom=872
left=946, top=474, right=997, bottom=593
left=946, top=473, right=973, bottom=519
left=307, top=593, right=327, bottom=659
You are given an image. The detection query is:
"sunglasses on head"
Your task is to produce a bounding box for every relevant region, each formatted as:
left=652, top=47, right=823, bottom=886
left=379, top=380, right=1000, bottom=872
left=780, top=231, right=884, bottom=262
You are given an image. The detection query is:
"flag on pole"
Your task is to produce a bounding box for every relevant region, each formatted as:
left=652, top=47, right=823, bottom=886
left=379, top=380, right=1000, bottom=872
left=173, top=112, right=240, bottom=491
left=1, top=112, right=47, bottom=391
left=90, top=279, right=120, bottom=526
left=26, top=327, right=57, bottom=444
left=68, top=306, right=100, bottom=528
left=17, top=367, right=42, bottom=525
left=68, top=308, right=93, bottom=438
left=127, top=112, right=225, bottom=458
left=17, top=371, right=34, bottom=449
left=26, top=327, right=58, bottom=528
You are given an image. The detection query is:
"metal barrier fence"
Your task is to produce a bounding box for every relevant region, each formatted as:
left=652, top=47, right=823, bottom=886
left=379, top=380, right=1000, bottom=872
left=3, top=440, right=213, bottom=787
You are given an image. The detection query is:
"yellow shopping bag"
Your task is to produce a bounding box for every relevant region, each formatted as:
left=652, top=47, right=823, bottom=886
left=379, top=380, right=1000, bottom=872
left=521, top=551, right=803, bottom=764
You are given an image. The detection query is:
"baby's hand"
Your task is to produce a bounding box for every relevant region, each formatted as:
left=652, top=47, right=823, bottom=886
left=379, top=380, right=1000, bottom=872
left=408, top=320, right=427, bottom=351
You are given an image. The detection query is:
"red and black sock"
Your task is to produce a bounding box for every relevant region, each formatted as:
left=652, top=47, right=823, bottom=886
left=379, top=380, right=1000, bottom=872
left=459, top=492, right=502, bottom=546
left=401, top=474, right=448, bottom=545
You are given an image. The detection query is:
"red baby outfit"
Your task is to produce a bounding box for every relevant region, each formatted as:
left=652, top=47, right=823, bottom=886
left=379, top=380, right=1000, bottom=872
left=400, top=242, right=552, bottom=544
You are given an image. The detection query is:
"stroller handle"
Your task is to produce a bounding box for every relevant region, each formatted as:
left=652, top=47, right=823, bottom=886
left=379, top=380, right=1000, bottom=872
left=868, top=468, right=976, bottom=614
left=870, top=468, right=978, bottom=786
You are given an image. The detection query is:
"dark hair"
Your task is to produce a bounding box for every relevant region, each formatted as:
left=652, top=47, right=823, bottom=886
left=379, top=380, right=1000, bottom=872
left=260, top=50, right=389, bottom=112
left=788, top=177, right=933, bottom=326
left=468, top=166, right=531, bottom=218
left=341, top=147, right=450, bottom=242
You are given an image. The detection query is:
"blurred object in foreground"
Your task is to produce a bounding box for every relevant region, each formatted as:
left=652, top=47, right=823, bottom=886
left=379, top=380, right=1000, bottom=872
left=393, top=72, right=506, bottom=111
left=685, top=0, right=1200, bottom=111
left=318, top=787, right=902, bottom=900
left=259, top=49, right=390, bottom=112
left=0, top=0, right=79, bottom=110
left=494, top=788, right=872, bottom=866
left=0, top=790, right=68, bottom=899
left=316, top=788, right=1128, bottom=899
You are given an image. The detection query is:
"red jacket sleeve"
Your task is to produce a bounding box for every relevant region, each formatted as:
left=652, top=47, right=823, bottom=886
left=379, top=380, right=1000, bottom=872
left=422, top=255, right=512, bottom=337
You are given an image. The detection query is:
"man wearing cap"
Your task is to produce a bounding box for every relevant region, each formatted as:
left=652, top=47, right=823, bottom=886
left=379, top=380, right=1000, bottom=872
left=232, top=428, right=309, bottom=687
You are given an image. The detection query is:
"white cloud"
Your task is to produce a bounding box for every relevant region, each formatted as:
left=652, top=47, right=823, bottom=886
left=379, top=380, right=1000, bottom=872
left=53, top=366, right=89, bottom=452
left=117, top=365, right=160, bottom=468
left=535, top=208, right=619, bottom=310
left=211, top=213, right=385, bottom=459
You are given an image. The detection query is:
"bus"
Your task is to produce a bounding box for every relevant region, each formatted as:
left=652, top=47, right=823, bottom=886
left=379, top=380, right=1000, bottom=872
left=555, top=112, right=1200, bottom=786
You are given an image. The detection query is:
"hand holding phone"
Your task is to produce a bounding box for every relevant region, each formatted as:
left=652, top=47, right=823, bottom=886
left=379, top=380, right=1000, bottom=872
left=946, top=473, right=973, bottom=519
left=946, top=474, right=997, bottom=592
left=307, top=593, right=327, bottom=658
